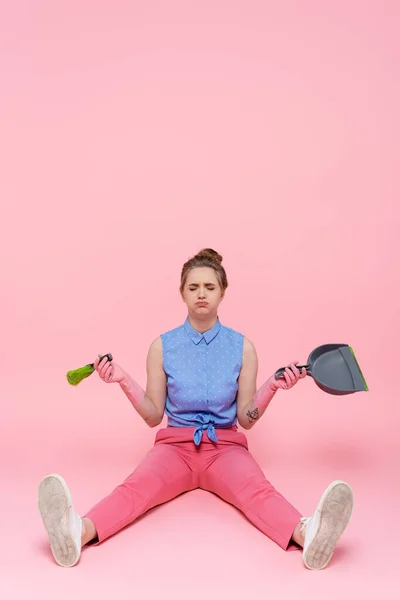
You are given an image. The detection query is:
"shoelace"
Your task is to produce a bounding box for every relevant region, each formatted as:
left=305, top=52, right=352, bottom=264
left=300, top=516, right=311, bottom=532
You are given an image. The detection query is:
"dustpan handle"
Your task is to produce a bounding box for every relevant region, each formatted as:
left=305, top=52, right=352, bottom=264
left=274, top=364, right=309, bottom=379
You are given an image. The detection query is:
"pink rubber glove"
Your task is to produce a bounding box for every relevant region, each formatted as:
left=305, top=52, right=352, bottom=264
left=93, top=354, right=145, bottom=409
left=253, top=361, right=307, bottom=410
left=93, top=354, right=126, bottom=384
left=269, top=361, right=307, bottom=392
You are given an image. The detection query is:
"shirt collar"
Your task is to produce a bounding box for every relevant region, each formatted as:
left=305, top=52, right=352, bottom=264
left=184, top=316, right=221, bottom=345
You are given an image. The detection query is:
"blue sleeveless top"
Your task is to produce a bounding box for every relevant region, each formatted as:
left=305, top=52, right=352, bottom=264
left=161, top=316, right=244, bottom=445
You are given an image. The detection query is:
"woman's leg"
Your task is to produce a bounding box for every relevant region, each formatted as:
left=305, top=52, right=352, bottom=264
left=200, top=444, right=354, bottom=569
left=200, top=445, right=303, bottom=551
left=84, top=442, right=195, bottom=543
left=39, top=442, right=195, bottom=567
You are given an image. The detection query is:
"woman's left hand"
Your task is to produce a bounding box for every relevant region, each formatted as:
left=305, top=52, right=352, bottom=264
left=270, top=361, right=307, bottom=392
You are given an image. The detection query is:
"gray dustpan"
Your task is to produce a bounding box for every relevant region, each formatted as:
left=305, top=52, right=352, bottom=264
left=274, top=344, right=368, bottom=395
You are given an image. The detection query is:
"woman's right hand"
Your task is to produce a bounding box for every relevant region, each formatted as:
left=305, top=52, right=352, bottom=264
left=93, top=355, right=126, bottom=384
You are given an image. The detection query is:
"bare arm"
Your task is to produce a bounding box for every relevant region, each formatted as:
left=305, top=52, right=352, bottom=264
left=119, top=337, right=167, bottom=428
left=236, top=338, right=275, bottom=430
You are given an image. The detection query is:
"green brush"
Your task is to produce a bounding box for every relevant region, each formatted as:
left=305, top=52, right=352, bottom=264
left=66, top=353, right=113, bottom=386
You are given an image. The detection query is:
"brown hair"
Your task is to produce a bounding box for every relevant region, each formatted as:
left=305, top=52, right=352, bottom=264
left=180, top=248, right=228, bottom=295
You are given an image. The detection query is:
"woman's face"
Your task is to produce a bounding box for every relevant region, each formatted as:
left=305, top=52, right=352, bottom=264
left=181, top=267, right=224, bottom=316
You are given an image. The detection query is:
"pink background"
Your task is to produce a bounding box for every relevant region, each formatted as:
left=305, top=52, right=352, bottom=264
left=1, top=1, right=399, bottom=597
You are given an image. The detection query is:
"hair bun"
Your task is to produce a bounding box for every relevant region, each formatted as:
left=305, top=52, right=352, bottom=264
left=196, top=248, right=223, bottom=264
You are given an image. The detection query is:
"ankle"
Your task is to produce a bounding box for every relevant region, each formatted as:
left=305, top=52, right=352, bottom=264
left=81, top=517, right=96, bottom=546
left=291, top=520, right=306, bottom=548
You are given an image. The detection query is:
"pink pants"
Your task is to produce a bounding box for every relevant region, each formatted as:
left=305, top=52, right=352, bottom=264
left=84, top=426, right=303, bottom=551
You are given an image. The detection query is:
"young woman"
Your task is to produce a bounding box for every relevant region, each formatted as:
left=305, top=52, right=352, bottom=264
left=38, top=248, right=354, bottom=570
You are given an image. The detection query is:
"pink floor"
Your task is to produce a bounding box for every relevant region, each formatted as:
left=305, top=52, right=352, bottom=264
left=2, top=374, right=398, bottom=599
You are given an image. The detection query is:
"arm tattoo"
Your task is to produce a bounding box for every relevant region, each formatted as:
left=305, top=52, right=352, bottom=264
left=246, top=407, right=260, bottom=424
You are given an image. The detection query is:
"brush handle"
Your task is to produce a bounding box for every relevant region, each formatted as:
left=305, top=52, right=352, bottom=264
left=274, top=364, right=309, bottom=379
left=90, top=353, right=113, bottom=368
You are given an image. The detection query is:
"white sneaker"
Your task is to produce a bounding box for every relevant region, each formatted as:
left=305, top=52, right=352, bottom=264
left=301, top=480, right=354, bottom=570
left=38, top=474, right=82, bottom=567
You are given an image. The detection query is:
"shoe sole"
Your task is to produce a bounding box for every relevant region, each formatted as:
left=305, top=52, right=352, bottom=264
left=38, top=474, right=81, bottom=568
left=303, top=480, right=354, bottom=570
